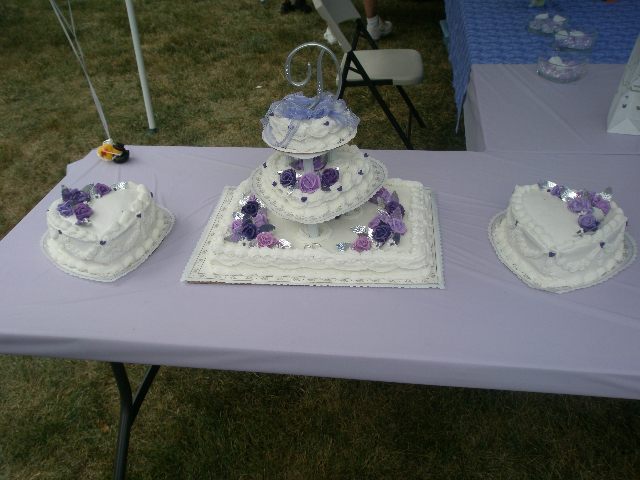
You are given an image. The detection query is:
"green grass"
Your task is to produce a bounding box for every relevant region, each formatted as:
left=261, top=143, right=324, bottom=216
left=0, top=0, right=639, bottom=478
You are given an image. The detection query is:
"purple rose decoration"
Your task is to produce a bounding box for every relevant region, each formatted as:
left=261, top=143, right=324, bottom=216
left=567, top=197, right=591, bottom=214
left=385, top=200, right=405, bottom=218
left=591, top=196, right=611, bottom=216
left=56, top=201, right=73, bottom=217
left=299, top=172, right=321, bottom=194
left=231, top=219, right=244, bottom=234
left=241, top=222, right=258, bottom=240
left=368, top=215, right=388, bottom=229
left=280, top=169, right=297, bottom=188
left=550, top=185, right=564, bottom=197
left=372, top=224, right=392, bottom=244
left=61, top=187, right=73, bottom=202
left=73, top=203, right=93, bottom=223
left=294, top=156, right=324, bottom=171
left=241, top=200, right=260, bottom=217
left=352, top=237, right=372, bottom=253
left=69, top=189, right=90, bottom=205
left=254, top=213, right=268, bottom=229
left=256, top=232, right=279, bottom=248
left=94, top=183, right=111, bottom=196
left=388, top=218, right=406, bottom=234
left=321, top=168, right=339, bottom=188
left=578, top=214, right=599, bottom=232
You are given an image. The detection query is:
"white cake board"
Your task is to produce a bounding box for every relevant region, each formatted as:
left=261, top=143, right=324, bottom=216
left=489, top=211, right=637, bottom=294
left=181, top=187, right=444, bottom=288
left=41, top=205, right=175, bottom=282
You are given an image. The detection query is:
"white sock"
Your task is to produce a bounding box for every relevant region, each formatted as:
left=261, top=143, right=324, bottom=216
left=367, top=15, right=379, bottom=26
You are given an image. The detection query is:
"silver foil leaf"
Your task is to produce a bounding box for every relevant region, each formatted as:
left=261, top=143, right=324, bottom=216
left=537, top=180, right=557, bottom=190
left=304, top=242, right=322, bottom=249
left=390, top=190, right=400, bottom=203
left=351, top=225, right=368, bottom=235
left=336, top=242, right=351, bottom=252
left=111, top=181, right=128, bottom=191
left=232, top=211, right=244, bottom=221
left=559, top=188, right=578, bottom=202
left=377, top=208, right=388, bottom=217
left=285, top=185, right=296, bottom=196
left=279, top=239, right=292, bottom=249
left=599, top=187, right=613, bottom=201
left=377, top=197, right=386, bottom=208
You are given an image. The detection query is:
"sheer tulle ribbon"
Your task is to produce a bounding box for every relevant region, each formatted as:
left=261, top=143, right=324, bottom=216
left=261, top=91, right=360, bottom=149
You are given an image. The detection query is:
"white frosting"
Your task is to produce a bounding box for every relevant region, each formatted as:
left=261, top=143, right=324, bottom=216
left=496, top=184, right=627, bottom=288
left=196, top=178, right=439, bottom=286
left=45, top=182, right=165, bottom=276
left=262, top=115, right=356, bottom=154
left=252, top=145, right=388, bottom=224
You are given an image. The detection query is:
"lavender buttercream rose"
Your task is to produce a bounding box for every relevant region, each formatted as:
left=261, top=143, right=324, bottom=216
left=567, top=197, right=591, bottom=214
left=352, top=237, right=372, bottom=252
left=241, top=200, right=260, bottom=217
left=231, top=219, right=244, bottom=234
left=254, top=213, right=268, bottom=229
left=591, top=196, right=611, bottom=216
left=385, top=200, right=405, bottom=218
left=294, top=156, right=324, bottom=171
left=241, top=222, right=258, bottom=240
left=73, top=203, right=93, bottom=223
left=578, top=214, right=599, bottom=232
left=69, top=189, right=90, bottom=205
left=299, top=172, right=321, bottom=194
left=57, top=201, right=74, bottom=217
left=372, top=224, right=392, bottom=243
left=94, top=183, right=111, bottom=196
left=280, top=168, right=297, bottom=187
left=550, top=185, right=564, bottom=197
left=256, top=232, right=279, bottom=248
left=388, top=218, right=406, bottom=234
left=368, top=215, right=388, bottom=229
left=321, top=168, right=339, bottom=188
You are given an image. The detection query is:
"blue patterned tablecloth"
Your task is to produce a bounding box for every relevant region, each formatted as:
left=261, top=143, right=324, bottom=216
left=445, top=0, right=640, bottom=121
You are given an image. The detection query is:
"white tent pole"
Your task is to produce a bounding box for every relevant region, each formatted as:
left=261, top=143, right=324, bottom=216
left=124, top=0, right=158, bottom=134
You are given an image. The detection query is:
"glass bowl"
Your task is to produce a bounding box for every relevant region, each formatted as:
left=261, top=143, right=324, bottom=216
left=537, top=52, right=588, bottom=83
left=527, top=12, right=569, bottom=36
left=553, top=26, right=598, bottom=53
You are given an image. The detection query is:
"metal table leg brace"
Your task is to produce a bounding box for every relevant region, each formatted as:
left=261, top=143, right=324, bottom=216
left=110, top=363, right=161, bottom=480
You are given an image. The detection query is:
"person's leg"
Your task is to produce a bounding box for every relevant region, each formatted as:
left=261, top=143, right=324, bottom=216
left=364, top=0, right=392, bottom=41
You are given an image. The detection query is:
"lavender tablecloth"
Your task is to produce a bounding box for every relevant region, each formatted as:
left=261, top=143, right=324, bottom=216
left=1, top=146, right=639, bottom=399
left=445, top=0, right=640, bottom=119
left=464, top=63, right=640, bottom=153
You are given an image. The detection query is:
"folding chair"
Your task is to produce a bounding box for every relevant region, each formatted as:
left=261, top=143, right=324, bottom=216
left=312, top=0, right=426, bottom=149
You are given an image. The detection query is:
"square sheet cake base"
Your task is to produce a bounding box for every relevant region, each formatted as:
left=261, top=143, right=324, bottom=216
left=182, top=182, right=444, bottom=288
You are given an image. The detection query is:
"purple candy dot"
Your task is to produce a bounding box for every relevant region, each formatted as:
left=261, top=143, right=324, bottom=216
left=263, top=163, right=267, bottom=168
left=600, top=242, right=605, bottom=248
left=58, top=230, right=62, bottom=234
left=549, top=252, right=556, bottom=257
left=358, top=170, right=363, bottom=175
left=364, top=153, right=369, bottom=157
left=301, top=197, right=307, bottom=202
left=337, top=186, right=342, bottom=191
left=137, top=213, right=142, bottom=218
left=100, top=240, right=106, bottom=245
left=150, top=192, right=154, bottom=198
left=324, top=121, right=329, bottom=126
left=272, top=181, right=277, bottom=187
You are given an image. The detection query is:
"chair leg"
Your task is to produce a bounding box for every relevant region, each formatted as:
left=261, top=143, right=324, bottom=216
left=366, top=83, right=414, bottom=149
left=396, top=85, right=426, bottom=129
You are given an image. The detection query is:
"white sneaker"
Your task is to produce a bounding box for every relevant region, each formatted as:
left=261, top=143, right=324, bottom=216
left=324, top=26, right=337, bottom=45
left=367, top=17, right=392, bottom=41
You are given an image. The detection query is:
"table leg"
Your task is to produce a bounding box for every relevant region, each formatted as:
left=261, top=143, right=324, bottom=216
left=110, top=363, right=160, bottom=480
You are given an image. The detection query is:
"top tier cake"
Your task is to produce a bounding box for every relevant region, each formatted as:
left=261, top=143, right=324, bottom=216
left=261, top=91, right=359, bottom=154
